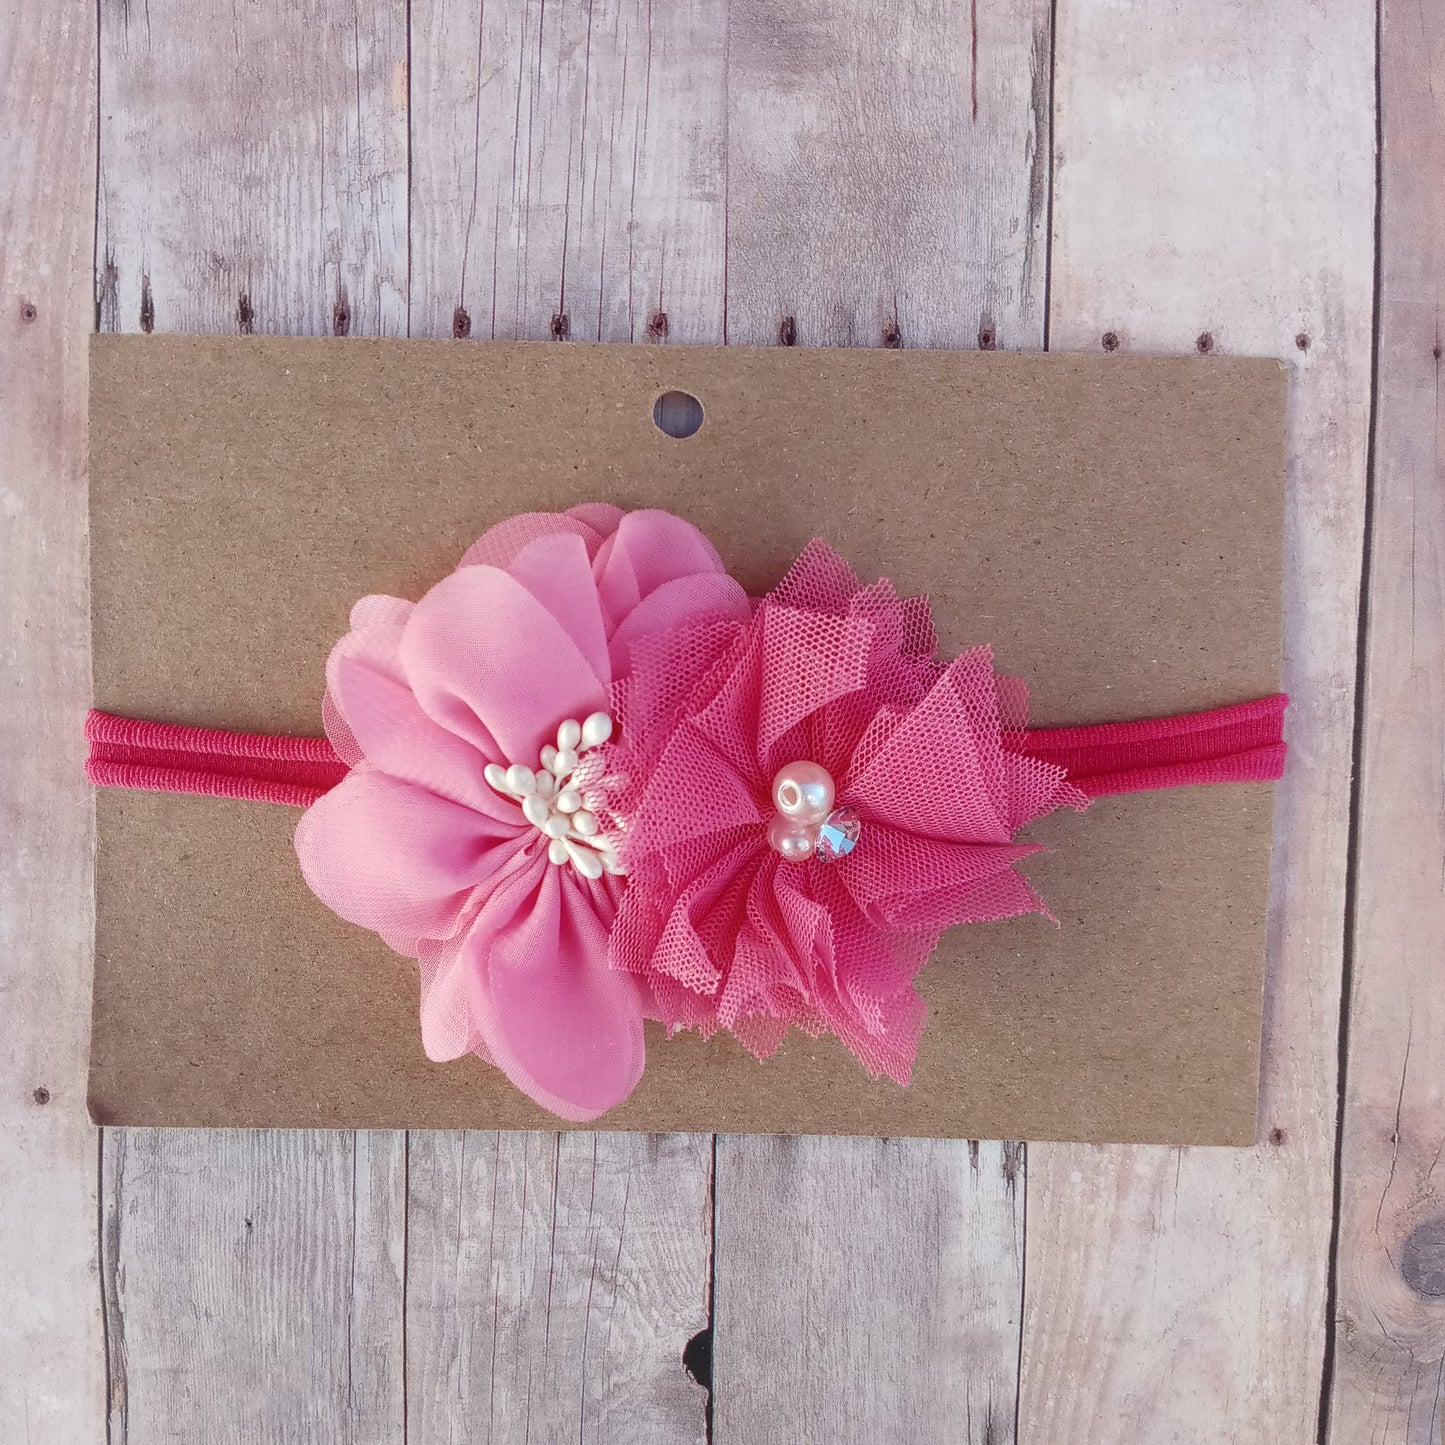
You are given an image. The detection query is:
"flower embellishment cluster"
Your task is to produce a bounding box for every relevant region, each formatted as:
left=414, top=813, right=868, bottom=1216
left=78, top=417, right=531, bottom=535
left=765, top=760, right=861, bottom=863
left=295, top=507, right=1085, bottom=1121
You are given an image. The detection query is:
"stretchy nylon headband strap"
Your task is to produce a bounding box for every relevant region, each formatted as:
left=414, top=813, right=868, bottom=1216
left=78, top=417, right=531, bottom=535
left=85, top=693, right=1288, bottom=810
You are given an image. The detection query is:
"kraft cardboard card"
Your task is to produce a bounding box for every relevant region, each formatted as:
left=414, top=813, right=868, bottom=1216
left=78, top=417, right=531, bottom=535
left=87, top=335, right=1287, bottom=1143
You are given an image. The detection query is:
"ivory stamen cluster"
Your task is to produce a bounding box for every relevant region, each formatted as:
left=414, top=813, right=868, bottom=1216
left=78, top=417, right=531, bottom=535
left=484, top=712, right=624, bottom=879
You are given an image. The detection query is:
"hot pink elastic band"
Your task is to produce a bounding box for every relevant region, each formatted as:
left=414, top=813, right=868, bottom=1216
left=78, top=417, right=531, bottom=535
left=85, top=694, right=1287, bottom=810
left=1013, top=692, right=1288, bottom=798
left=85, top=710, right=349, bottom=808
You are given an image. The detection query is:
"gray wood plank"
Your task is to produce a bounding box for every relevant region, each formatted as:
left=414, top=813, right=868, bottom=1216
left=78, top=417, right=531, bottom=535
left=0, top=2, right=108, bottom=1440
left=715, top=1138, right=1025, bottom=1443
left=1329, top=1, right=1445, bottom=1438
left=406, top=1133, right=712, bottom=1445
left=1021, top=2, right=1375, bottom=1439
left=409, top=0, right=728, bottom=346
left=102, top=1130, right=406, bottom=1444
left=722, top=0, right=1051, bottom=354
left=98, top=0, right=408, bottom=338
left=97, top=0, right=411, bottom=1437
left=405, top=3, right=719, bottom=1438
left=713, top=2, right=1051, bottom=1439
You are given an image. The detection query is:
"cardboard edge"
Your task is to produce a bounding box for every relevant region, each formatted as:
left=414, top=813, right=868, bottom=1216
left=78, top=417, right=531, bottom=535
left=85, top=336, right=1290, bottom=1143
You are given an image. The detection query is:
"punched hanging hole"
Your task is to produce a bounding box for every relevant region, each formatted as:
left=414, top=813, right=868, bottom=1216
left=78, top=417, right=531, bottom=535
left=654, top=390, right=704, bottom=439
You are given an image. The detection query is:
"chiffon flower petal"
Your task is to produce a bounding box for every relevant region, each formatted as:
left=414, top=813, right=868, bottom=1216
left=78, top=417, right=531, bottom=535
left=462, top=861, right=645, bottom=1121
left=297, top=506, right=750, bottom=1120
left=398, top=564, right=611, bottom=766
left=326, top=622, right=515, bottom=820
left=296, top=770, right=521, bottom=954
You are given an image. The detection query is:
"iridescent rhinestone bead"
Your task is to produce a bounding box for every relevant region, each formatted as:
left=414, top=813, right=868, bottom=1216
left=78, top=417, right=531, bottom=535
left=815, top=806, right=861, bottom=863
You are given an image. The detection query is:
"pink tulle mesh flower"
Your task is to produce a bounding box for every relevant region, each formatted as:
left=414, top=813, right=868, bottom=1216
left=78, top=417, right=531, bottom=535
left=602, top=541, right=1088, bottom=1085
left=294, top=504, right=749, bottom=1120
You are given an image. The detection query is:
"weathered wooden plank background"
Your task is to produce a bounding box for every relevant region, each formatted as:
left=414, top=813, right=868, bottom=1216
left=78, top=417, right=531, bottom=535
left=2, top=0, right=1440, bottom=1441
left=1020, top=1, right=1375, bottom=1439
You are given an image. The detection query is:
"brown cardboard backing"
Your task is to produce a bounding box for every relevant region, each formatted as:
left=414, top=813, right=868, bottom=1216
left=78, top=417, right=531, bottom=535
left=88, top=335, right=1287, bottom=1143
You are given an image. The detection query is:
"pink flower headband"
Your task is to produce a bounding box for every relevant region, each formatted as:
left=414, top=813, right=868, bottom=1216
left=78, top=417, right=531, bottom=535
left=87, top=506, right=1288, bottom=1121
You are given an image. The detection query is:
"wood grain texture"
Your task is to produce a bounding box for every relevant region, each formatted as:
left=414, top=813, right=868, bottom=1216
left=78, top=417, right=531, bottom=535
left=406, top=1133, right=712, bottom=1444
left=713, top=3, right=1050, bottom=1440
left=0, top=3, right=107, bottom=1442
left=97, top=2, right=411, bottom=1437
left=406, top=6, right=716, bottom=1438
left=101, top=1129, right=406, bottom=1444
left=410, top=0, right=728, bottom=345
left=1021, top=2, right=1375, bottom=1441
left=723, top=0, right=1052, bottom=352
left=715, top=1138, right=1025, bottom=1444
left=98, top=0, right=408, bottom=337
left=1329, top=2, right=1445, bottom=1439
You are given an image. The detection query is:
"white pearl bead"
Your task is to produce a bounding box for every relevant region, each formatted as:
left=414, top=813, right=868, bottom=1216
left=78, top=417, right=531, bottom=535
left=556, top=788, right=582, bottom=814
left=565, top=840, right=605, bottom=879
left=540, top=744, right=559, bottom=773
left=505, top=763, right=536, bottom=795
left=542, top=815, right=571, bottom=839
left=522, top=794, right=550, bottom=827
left=557, top=718, right=582, bottom=752
left=552, top=748, right=579, bottom=777
left=772, top=761, right=835, bottom=825
left=767, top=812, right=816, bottom=861
left=535, top=772, right=556, bottom=799
left=484, top=763, right=509, bottom=793
left=581, top=712, right=614, bottom=749
left=548, top=837, right=570, bottom=865
left=571, top=810, right=599, bottom=836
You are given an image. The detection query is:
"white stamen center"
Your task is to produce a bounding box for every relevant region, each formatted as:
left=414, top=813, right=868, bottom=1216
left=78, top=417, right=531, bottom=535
left=484, top=712, right=625, bottom=878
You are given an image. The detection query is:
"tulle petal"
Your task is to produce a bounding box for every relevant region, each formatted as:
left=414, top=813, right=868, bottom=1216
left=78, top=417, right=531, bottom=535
left=846, top=650, right=1014, bottom=843
left=607, top=573, right=750, bottom=676
left=459, top=510, right=611, bottom=570
left=839, top=826, right=1043, bottom=930
left=756, top=604, right=873, bottom=758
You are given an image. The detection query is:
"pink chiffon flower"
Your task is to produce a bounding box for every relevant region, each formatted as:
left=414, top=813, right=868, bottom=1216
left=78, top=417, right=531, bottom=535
left=603, top=541, right=1089, bottom=1085
left=294, top=505, right=749, bottom=1121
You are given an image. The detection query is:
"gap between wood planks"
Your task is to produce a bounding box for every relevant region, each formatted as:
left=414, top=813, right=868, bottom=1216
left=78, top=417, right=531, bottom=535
left=1315, top=0, right=1386, bottom=1435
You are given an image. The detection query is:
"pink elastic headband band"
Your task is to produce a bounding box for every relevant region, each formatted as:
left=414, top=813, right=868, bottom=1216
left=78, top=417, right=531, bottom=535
left=86, top=693, right=1288, bottom=811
